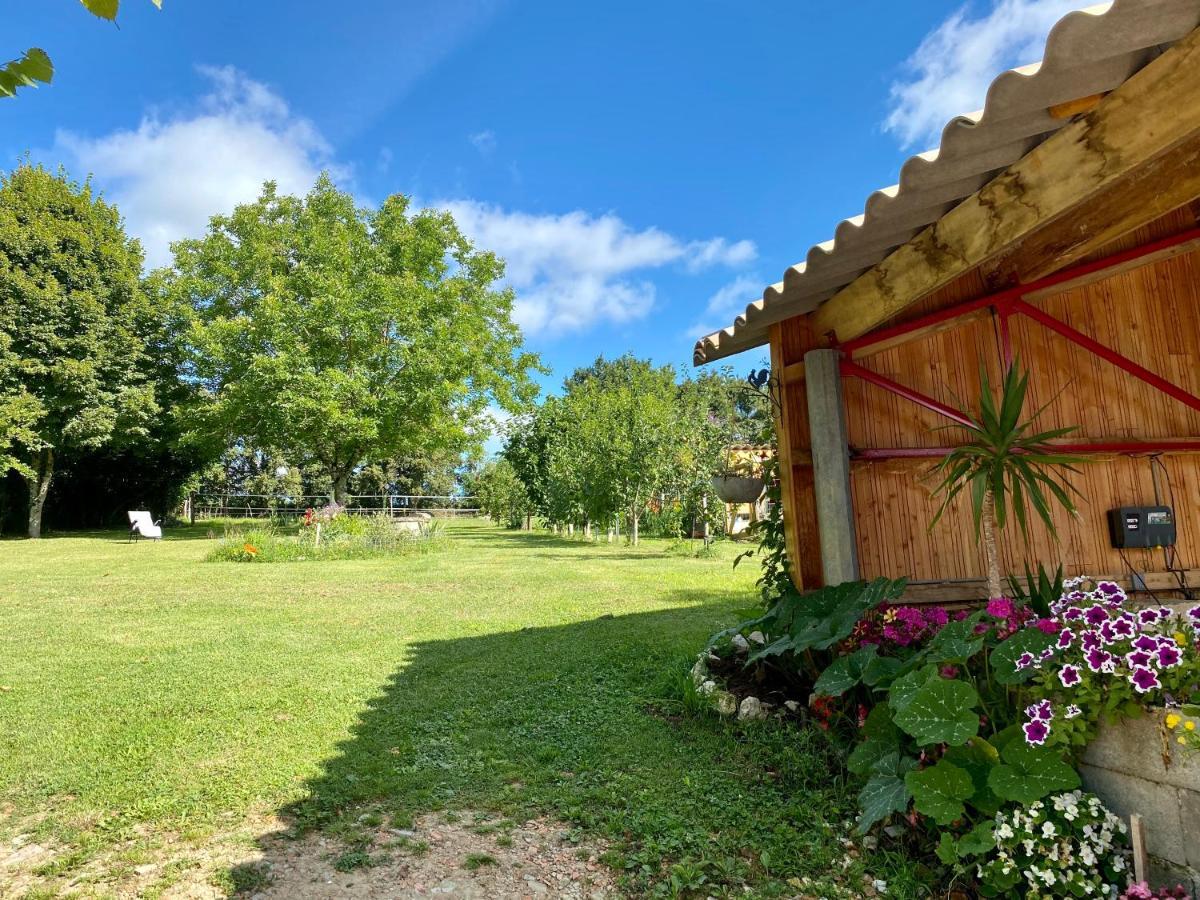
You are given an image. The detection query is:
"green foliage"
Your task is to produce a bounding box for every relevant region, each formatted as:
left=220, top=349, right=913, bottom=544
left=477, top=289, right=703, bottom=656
left=500, top=360, right=765, bottom=543
left=905, top=758, right=974, bottom=824
left=716, top=578, right=907, bottom=670
left=987, top=742, right=1080, bottom=806
left=0, top=163, right=160, bottom=535
left=989, top=627, right=1057, bottom=685
left=0, top=49, right=52, bottom=99
left=930, top=364, right=1082, bottom=540
left=891, top=676, right=980, bottom=747
left=1006, top=561, right=1063, bottom=618
left=473, top=459, right=531, bottom=529
left=166, top=176, right=540, bottom=501
left=856, top=752, right=917, bottom=834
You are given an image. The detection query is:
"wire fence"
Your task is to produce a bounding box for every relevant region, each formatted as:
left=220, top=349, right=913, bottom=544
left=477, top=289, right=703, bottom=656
left=190, top=494, right=480, bottom=520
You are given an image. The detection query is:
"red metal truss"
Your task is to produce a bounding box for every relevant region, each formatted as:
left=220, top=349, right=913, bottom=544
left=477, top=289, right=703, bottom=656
left=836, top=226, right=1200, bottom=460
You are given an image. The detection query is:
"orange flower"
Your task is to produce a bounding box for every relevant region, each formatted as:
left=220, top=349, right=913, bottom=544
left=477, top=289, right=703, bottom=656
left=243, top=543, right=259, bottom=557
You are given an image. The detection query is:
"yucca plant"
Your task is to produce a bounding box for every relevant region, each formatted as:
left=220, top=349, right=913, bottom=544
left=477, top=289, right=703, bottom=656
left=929, top=364, right=1083, bottom=600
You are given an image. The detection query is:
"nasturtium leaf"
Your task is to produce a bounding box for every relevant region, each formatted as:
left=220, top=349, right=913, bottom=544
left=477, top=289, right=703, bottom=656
left=861, top=653, right=903, bottom=686
left=856, top=753, right=916, bottom=834
left=943, top=737, right=1002, bottom=815
left=991, top=628, right=1057, bottom=685
left=813, top=645, right=877, bottom=696
left=987, top=742, right=1080, bottom=806
left=888, top=665, right=937, bottom=714
left=847, top=706, right=901, bottom=776
left=935, top=832, right=959, bottom=865
left=925, top=615, right=985, bottom=662
left=958, top=820, right=996, bottom=856
left=892, top=677, right=980, bottom=746
left=905, top=759, right=974, bottom=824
left=745, top=634, right=794, bottom=663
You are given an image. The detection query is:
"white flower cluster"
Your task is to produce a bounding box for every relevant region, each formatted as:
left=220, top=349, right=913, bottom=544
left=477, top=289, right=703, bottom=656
left=978, top=791, right=1130, bottom=898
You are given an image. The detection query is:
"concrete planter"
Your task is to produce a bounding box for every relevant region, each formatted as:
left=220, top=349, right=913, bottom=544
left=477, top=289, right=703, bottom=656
left=711, top=475, right=764, bottom=504
left=1080, top=713, right=1200, bottom=892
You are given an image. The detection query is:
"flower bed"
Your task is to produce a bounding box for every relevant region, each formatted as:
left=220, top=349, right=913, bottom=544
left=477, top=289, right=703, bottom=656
left=695, top=577, right=1200, bottom=897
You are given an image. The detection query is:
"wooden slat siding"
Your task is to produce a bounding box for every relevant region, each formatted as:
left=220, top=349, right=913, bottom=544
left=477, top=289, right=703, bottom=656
left=843, top=239, right=1200, bottom=587
left=769, top=319, right=824, bottom=588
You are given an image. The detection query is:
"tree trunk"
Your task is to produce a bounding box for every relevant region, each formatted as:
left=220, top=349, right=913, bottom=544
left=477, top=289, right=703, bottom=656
left=26, top=447, right=54, bottom=539
left=332, top=469, right=350, bottom=504
left=981, top=489, right=1004, bottom=599
left=631, top=511, right=639, bottom=546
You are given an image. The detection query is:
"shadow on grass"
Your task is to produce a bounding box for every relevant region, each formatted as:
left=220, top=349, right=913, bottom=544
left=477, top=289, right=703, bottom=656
left=223, top=587, right=868, bottom=894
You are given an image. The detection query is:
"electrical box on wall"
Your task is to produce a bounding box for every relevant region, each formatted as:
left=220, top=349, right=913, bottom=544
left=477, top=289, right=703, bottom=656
left=1107, top=506, right=1176, bottom=549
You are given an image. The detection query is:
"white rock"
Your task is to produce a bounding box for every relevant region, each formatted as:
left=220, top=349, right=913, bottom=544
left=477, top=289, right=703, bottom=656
left=730, top=634, right=750, bottom=653
left=737, top=696, right=768, bottom=721
left=713, top=691, right=738, bottom=716
left=783, top=700, right=801, bottom=713
left=748, top=630, right=766, bottom=645
left=690, top=659, right=708, bottom=686
left=698, top=679, right=717, bottom=696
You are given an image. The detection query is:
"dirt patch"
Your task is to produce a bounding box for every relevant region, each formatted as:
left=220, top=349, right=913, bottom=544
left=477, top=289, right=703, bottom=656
left=236, top=812, right=616, bottom=899
left=1, top=810, right=616, bottom=898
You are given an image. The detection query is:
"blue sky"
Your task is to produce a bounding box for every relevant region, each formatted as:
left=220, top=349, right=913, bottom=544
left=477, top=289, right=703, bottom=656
left=5, top=0, right=1080, bottom=396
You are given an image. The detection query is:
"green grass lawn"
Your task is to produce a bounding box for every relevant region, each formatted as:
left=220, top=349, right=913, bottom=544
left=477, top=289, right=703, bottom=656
left=0, top=520, right=921, bottom=897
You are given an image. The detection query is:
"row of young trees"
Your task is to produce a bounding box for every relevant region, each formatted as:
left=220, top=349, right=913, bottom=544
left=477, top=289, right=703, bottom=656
left=0, top=164, right=539, bottom=536
left=472, top=355, right=767, bottom=543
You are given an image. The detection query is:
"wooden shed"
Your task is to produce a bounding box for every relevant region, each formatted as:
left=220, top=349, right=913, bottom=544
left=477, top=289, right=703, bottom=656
left=694, top=0, right=1200, bottom=601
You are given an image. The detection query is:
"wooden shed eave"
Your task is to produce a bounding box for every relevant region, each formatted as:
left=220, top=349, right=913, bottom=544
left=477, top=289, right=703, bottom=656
left=810, top=22, right=1200, bottom=346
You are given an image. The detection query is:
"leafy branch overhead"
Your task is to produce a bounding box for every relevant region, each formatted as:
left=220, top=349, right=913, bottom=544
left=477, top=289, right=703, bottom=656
left=2, top=1, right=161, bottom=99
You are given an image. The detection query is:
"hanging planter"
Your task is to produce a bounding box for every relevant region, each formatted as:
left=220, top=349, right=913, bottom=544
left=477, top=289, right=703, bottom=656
left=711, top=474, right=764, bottom=503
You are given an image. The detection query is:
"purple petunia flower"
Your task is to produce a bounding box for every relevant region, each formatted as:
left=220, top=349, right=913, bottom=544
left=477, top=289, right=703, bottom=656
left=1126, top=650, right=1153, bottom=668
left=1138, top=608, right=1162, bottom=627
left=1158, top=606, right=1173, bottom=620
left=1099, top=621, right=1118, bottom=645
left=1015, top=652, right=1036, bottom=670
left=1157, top=644, right=1182, bottom=668
left=1023, top=719, right=1050, bottom=745
left=1065, top=704, right=1082, bottom=719
left=1111, top=618, right=1136, bottom=640
left=1059, top=664, right=1082, bottom=687
left=1187, top=604, right=1200, bottom=625
left=1133, top=635, right=1160, bottom=652
left=1081, top=630, right=1102, bottom=652
left=1064, top=606, right=1084, bottom=621
left=1129, top=665, right=1161, bottom=694
left=1084, top=605, right=1109, bottom=626
left=1026, top=700, right=1054, bottom=722
left=1098, top=581, right=1126, bottom=606
left=1056, top=628, right=1074, bottom=649
left=1085, top=647, right=1112, bottom=673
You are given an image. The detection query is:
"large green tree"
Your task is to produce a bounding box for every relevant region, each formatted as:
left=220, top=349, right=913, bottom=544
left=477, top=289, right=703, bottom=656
left=167, top=176, right=540, bottom=502
left=0, top=164, right=158, bottom=537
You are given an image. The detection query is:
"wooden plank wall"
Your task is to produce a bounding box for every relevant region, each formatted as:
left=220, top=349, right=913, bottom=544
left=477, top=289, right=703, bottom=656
left=839, top=211, right=1200, bottom=585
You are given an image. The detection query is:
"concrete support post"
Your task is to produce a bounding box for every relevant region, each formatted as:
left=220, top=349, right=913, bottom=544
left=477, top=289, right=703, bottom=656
left=803, top=349, right=860, bottom=585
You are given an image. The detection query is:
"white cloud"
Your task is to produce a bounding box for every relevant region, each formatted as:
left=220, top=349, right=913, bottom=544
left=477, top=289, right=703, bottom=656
left=689, top=274, right=762, bottom=338
left=439, top=200, right=757, bottom=336
left=55, top=66, right=342, bottom=267
left=884, top=0, right=1081, bottom=149
left=468, top=129, right=497, bottom=156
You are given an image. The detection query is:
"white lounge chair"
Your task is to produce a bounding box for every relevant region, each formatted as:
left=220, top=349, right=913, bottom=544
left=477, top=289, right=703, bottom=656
left=127, top=510, right=163, bottom=542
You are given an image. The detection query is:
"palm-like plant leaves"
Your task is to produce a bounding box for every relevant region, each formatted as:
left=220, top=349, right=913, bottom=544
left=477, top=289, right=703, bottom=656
left=929, top=363, right=1082, bottom=541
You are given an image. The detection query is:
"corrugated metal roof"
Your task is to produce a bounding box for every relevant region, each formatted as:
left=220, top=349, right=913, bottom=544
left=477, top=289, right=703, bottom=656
left=693, top=0, right=1200, bottom=365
